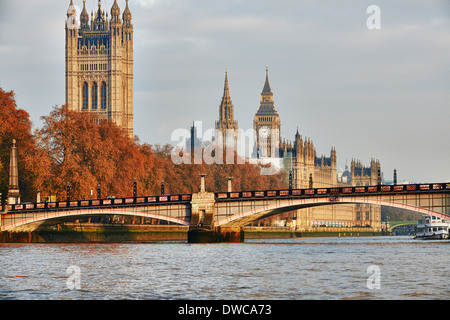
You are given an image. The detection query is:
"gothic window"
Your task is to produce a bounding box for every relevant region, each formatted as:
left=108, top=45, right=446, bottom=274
left=82, top=82, right=89, bottom=110
left=92, top=82, right=98, bottom=110
left=101, top=82, right=107, bottom=109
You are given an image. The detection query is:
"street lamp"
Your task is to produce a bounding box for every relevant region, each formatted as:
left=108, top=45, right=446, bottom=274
left=289, top=171, right=293, bottom=190
left=226, top=177, right=233, bottom=193
left=199, top=174, right=207, bottom=193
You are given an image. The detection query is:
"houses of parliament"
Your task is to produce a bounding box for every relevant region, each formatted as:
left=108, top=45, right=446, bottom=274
left=65, top=0, right=133, bottom=138
left=65, top=1, right=381, bottom=231
left=213, top=68, right=382, bottom=231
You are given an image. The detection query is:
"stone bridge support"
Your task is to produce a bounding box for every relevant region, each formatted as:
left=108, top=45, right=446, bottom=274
left=188, top=175, right=243, bottom=243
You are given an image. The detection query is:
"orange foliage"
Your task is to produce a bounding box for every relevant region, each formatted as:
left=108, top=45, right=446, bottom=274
left=1, top=93, right=285, bottom=202
left=0, top=88, right=49, bottom=202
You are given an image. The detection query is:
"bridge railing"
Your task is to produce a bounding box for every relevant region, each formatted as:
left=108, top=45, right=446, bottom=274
left=1, top=194, right=192, bottom=213
left=1, top=182, right=449, bottom=213
left=214, top=182, right=450, bottom=201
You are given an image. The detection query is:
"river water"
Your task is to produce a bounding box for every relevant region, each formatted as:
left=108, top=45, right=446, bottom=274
left=0, top=236, right=448, bottom=300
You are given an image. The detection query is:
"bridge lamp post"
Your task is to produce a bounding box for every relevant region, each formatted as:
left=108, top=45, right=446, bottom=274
left=226, top=177, right=233, bottom=193
left=292, top=166, right=301, bottom=189
left=199, top=174, right=207, bottom=193
left=133, top=178, right=137, bottom=198
left=97, top=184, right=101, bottom=200
left=289, top=171, right=293, bottom=190
left=67, top=182, right=71, bottom=202
left=161, top=180, right=165, bottom=195
left=383, top=216, right=390, bottom=235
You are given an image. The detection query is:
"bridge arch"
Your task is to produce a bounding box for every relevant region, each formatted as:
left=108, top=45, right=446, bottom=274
left=215, top=197, right=448, bottom=227
left=389, top=221, right=417, bottom=232
left=1, top=208, right=190, bottom=232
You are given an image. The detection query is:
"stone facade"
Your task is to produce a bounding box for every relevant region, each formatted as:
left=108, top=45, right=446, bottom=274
left=65, top=0, right=133, bottom=138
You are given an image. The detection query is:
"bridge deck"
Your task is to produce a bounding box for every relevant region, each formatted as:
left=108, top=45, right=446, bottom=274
left=1, top=182, right=449, bottom=231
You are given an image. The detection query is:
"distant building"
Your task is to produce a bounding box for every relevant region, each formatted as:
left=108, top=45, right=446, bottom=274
left=214, top=71, right=239, bottom=151
left=213, top=67, right=382, bottom=231
left=253, top=68, right=281, bottom=158
left=65, top=0, right=134, bottom=137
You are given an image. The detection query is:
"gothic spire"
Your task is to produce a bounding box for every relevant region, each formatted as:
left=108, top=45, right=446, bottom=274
left=80, top=0, right=89, bottom=30
left=123, top=0, right=132, bottom=22
left=92, top=0, right=107, bottom=31
left=216, top=70, right=238, bottom=132
left=223, top=70, right=230, bottom=99
left=262, top=66, right=272, bottom=95
left=219, top=70, right=234, bottom=123
left=111, top=0, right=121, bottom=17
left=256, top=66, right=277, bottom=113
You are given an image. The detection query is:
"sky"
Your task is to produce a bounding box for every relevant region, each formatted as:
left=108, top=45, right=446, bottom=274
left=0, top=0, right=449, bottom=183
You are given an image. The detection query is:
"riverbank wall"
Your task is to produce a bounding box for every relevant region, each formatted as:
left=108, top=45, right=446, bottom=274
left=0, top=224, right=385, bottom=243
left=0, top=225, right=189, bottom=243
left=244, top=226, right=385, bottom=239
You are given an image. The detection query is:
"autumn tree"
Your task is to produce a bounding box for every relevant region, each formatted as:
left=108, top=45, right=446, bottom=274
left=35, top=105, right=160, bottom=200
left=0, top=88, right=49, bottom=203
left=3, top=102, right=284, bottom=202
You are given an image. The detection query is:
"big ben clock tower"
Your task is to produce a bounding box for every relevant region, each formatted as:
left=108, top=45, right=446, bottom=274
left=253, top=67, right=281, bottom=158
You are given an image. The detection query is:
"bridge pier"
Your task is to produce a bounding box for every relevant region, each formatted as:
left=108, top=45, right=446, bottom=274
left=188, top=175, right=244, bottom=243
left=187, top=226, right=244, bottom=243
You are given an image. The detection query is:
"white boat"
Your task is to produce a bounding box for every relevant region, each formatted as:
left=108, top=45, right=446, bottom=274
left=415, top=215, right=450, bottom=240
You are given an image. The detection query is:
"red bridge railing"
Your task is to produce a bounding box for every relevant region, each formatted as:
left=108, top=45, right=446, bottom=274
left=214, top=182, right=450, bottom=200
left=1, top=194, right=192, bottom=213
left=2, top=183, right=449, bottom=213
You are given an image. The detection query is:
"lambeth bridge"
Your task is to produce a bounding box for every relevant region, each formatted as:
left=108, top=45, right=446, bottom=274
left=1, top=177, right=449, bottom=242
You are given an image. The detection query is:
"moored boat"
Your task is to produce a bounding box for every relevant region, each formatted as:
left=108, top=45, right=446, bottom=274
left=415, top=215, right=450, bottom=240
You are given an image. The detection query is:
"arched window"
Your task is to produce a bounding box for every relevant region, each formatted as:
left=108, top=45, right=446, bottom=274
left=101, top=82, right=107, bottom=109
left=92, top=82, right=98, bottom=109
left=82, top=82, right=89, bottom=110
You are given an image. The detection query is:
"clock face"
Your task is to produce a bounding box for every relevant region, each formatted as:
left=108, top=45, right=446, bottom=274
left=259, top=126, right=270, bottom=138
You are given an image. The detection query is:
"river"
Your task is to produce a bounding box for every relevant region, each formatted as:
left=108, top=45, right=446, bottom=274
left=0, top=236, right=449, bottom=300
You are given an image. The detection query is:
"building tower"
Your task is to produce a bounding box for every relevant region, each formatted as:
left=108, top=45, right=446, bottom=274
left=215, top=71, right=239, bottom=150
left=65, top=0, right=134, bottom=138
left=253, top=67, right=281, bottom=158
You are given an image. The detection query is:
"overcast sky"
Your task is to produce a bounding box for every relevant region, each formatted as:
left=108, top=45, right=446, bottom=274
left=0, top=0, right=449, bottom=183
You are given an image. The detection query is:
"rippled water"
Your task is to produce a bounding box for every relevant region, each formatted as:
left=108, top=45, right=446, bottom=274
left=0, top=236, right=449, bottom=300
